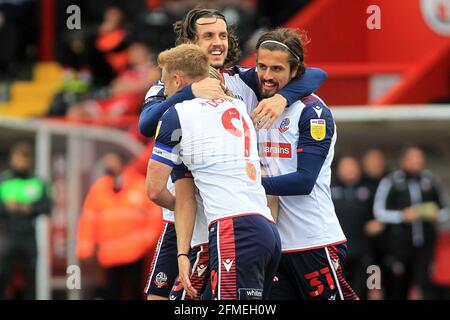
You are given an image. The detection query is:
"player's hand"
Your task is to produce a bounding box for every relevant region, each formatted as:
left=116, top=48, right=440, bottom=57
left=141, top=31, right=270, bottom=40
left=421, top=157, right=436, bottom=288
left=18, top=204, right=32, bottom=215
left=403, top=207, right=419, bottom=223
left=260, top=163, right=269, bottom=178
left=364, top=220, right=385, bottom=236
left=178, top=256, right=197, bottom=298
left=192, top=78, right=227, bottom=100
left=251, top=94, right=288, bottom=130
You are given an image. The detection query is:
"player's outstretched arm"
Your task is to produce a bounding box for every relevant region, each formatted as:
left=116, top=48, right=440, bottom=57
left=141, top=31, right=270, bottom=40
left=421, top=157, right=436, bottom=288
left=277, top=68, right=328, bottom=106
left=229, top=66, right=327, bottom=129
left=252, top=68, right=328, bottom=129
left=174, top=178, right=198, bottom=298
left=139, top=78, right=226, bottom=137
left=139, top=85, right=194, bottom=137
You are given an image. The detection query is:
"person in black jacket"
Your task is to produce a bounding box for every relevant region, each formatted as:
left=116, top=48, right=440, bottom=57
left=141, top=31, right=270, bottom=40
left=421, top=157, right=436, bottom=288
left=373, top=146, right=448, bottom=300
left=332, top=156, right=373, bottom=299
left=361, top=149, right=390, bottom=299
left=0, top=142, right=52, bottom=299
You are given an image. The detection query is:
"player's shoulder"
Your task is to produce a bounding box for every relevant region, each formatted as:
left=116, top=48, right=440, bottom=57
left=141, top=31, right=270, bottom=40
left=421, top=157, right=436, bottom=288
left=172, top=97, right=205, bottom=111
left=144, top=81, right=164, bottom=100
left=298, top=94, right=333, bottom=120
left=175, top=97, right=243, bottom=108
left=159, top=104, right=180, bottom=124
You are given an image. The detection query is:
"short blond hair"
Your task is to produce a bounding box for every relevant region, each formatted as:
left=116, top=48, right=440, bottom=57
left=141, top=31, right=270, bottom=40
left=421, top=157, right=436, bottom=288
left=158, top=44, right=209, bottom=81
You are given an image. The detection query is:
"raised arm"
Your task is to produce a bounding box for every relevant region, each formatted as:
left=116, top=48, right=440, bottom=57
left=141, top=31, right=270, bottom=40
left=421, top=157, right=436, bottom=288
left=139, top=78, right=226, bottom=137
left=139, top=83, right=193, bottom=137
left=231, top=66, right=328, bottom=129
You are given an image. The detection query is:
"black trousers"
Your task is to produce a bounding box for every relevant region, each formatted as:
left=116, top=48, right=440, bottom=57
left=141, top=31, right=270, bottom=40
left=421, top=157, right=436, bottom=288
left=382, top=246, right=435, bottom=300
left=104, top=258, right=146, bottom=300
left=0, top=233, right=37, bottom=300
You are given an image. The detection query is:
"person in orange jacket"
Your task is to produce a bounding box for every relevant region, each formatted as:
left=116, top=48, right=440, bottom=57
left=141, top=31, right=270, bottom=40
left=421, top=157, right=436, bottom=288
left=77, top=151, right=163, bottom=299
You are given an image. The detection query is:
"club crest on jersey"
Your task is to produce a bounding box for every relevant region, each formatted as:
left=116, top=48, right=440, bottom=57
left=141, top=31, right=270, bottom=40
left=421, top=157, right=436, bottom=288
left=310, top=119, right=326, bottom=141
left=245, top=162, right=257, bottom=181
left=278, top=118, right=290, bottom=133
left=154, top=272, right=168, bottom=288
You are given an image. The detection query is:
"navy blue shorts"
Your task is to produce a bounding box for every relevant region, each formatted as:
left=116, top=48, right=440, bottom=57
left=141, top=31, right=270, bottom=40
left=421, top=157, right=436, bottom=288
left=144, top=222, right=178, bottom=297
left=169, top=244, right=210, bottom=300
left=269, top=243, right=359, bottom=300
left=203, top=214, right=281, bottom=300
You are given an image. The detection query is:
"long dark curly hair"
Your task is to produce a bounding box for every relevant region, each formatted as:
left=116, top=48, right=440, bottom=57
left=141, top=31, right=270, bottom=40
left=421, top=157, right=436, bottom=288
left=173, top=8, right=241, bottom=66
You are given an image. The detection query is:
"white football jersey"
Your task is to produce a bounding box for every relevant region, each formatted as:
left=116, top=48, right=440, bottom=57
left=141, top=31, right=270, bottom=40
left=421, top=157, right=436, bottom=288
left=162, top=179, right=175, bottom=223
left=153, top=97, right=273, bottom=227
left=258, top=94, right=346, bottom=252
left=222, top=67, right=259, bottom=115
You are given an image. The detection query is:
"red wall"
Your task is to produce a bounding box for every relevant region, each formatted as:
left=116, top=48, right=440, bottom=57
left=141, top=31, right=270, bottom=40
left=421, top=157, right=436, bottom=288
left=240, top=0, right=450, bottom=105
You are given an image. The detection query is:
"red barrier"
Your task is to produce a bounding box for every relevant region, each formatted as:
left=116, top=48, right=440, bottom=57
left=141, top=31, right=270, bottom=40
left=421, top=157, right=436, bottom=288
left=240, top=0, right=450, bottom=106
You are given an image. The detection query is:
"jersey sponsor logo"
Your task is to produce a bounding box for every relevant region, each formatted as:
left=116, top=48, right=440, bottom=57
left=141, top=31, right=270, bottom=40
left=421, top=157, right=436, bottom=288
left=154, top=272, right=168, bottom=288
left=222, top=259, right=234, bottom=272
left=310, top=119, right=326, bottom=141
left=169, top=295, right=178, bottom=300
left=332, top=258, right=340, bottom=271
left=197, top=264, right=207, bottom=277
left=278, top=118, right=290, bottom=133
left=421, top=0, right=450, bottom=35
left=260, top=142, right=292, bottom=158
left=313, top=105, right=323, bottom=118
left=238, top=288, right=263, bottom=300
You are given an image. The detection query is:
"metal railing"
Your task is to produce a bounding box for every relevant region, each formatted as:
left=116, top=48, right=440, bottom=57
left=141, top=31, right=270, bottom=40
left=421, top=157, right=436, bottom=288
left=0, top=117, right=144, bottom=300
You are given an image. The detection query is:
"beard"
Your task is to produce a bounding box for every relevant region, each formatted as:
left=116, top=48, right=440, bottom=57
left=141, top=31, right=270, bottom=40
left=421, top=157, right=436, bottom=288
left=259, top=79, right=279, bottom=98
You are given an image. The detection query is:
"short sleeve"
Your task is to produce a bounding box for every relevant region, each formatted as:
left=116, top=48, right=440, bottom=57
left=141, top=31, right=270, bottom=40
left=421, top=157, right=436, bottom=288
left=150, top=107, right=182, bottom=167
left=171, top=163, right=193, bottom=183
